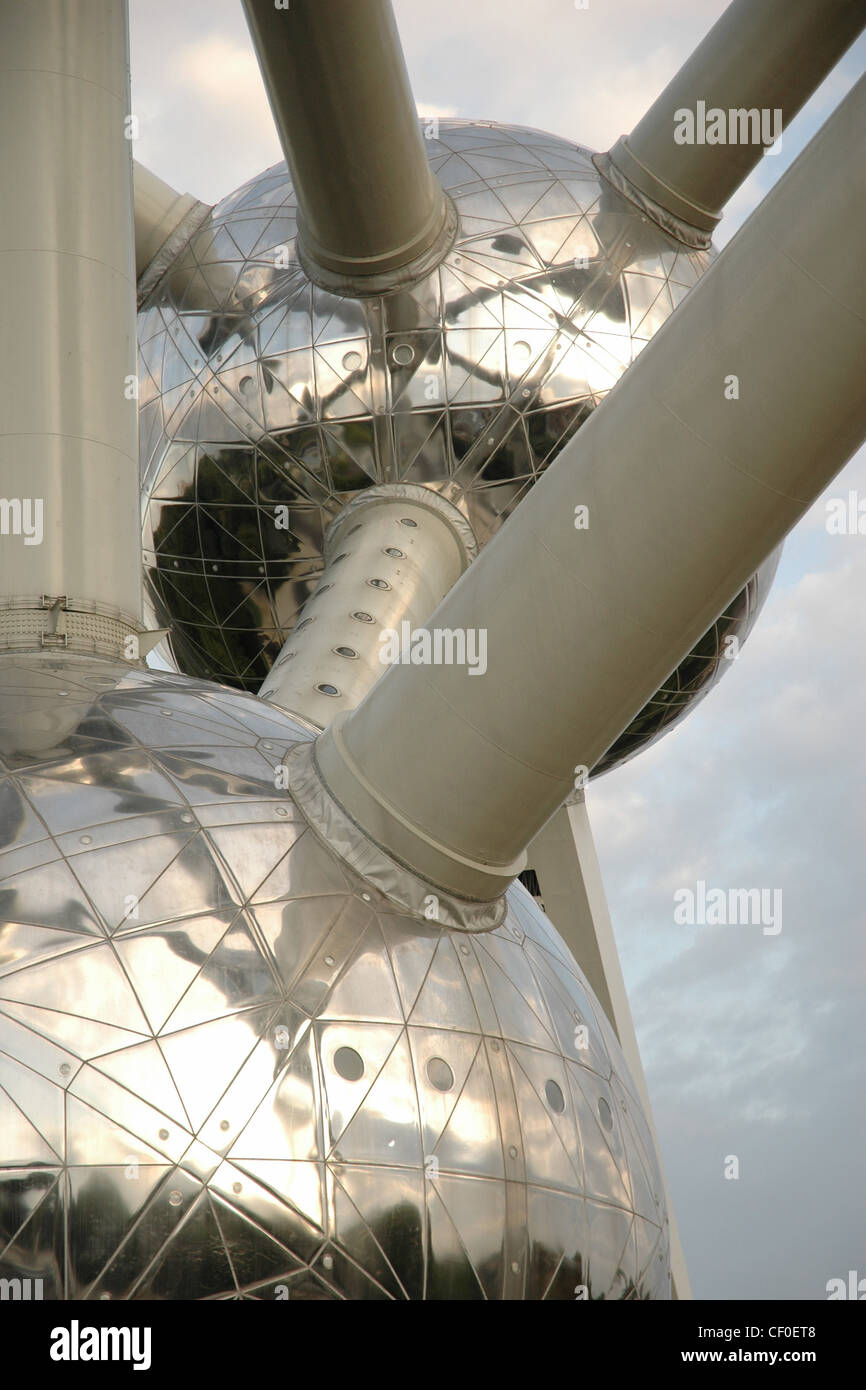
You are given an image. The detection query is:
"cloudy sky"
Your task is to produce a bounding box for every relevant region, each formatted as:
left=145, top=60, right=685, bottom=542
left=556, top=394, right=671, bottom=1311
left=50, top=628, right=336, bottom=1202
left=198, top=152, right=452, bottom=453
left=129, top=0, right=866, bottom=1300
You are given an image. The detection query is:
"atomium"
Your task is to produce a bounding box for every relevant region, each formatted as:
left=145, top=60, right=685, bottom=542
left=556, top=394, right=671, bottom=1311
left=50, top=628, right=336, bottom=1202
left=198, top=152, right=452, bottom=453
left=139, top=120, right=777, bottom=772
left=0, top=655, right=670, bottom=1299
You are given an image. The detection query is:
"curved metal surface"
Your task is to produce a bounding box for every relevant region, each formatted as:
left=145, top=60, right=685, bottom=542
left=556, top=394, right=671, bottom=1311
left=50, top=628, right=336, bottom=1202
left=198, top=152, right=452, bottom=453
left=0, top=0, right=141, bottom=630
left=258, top=486, right=474, bottom=728
left=138, top=120, right=774, bottom=774
left=0, top=653, right=670, bottom=1299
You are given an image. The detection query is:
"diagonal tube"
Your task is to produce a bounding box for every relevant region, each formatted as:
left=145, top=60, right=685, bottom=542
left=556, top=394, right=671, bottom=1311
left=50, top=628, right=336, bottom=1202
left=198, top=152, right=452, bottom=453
left=598, top=0, right=866, bottom=246
left=316, top=74, right=866, bottom=902
left=241, top=0, right=455, bottom=294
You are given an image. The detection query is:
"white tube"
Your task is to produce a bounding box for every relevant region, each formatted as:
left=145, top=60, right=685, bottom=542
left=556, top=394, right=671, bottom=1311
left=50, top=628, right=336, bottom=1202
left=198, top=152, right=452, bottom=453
left=0, top=0, right=142, bottom=652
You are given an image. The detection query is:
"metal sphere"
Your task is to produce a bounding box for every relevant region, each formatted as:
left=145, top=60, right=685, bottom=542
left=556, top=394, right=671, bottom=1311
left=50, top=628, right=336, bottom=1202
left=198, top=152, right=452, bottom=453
left=0, top=655, right=670, bottom=1299
left=139, top=120, right=776, bottom=772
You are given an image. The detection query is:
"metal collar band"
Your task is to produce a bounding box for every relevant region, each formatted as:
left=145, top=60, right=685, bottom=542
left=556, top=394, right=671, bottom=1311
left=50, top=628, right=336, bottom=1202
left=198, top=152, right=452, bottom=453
left=593, top=150, right=715, bottom=252
left=136, top=199, right=213, bottom=307
left=283, top=739, right=507, bottom=933
left=324, top=482, right=478, bottom=564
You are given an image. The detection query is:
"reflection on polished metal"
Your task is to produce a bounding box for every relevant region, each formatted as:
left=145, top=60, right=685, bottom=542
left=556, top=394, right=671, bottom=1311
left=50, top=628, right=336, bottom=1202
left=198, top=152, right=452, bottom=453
left=138, top=122, right=775, bottom=771
left=316, top=75, right=866, bottom=902
left=0, top=654, right=670, bottom=1300
left=8, top=0, right=862, bottom=1308
left=1, top=0, right=678, bottom=1304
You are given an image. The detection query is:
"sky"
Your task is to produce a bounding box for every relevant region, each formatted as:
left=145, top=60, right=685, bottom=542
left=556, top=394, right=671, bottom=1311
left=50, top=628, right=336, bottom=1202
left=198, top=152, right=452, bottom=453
left=129, top=0, right=866, bottom=1300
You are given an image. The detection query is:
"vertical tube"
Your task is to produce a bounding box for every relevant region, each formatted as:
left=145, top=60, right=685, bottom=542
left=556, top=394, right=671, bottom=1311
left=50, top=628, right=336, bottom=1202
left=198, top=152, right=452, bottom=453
left=0, top=0, right=142, bottom=654
left=241, top=0, right=455, bottom=294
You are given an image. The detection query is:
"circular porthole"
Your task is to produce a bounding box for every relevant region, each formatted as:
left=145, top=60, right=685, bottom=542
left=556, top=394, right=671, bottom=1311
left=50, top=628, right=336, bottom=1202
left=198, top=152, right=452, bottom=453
left=334, top=1046, right=364, bottom=1082
left=426, top=1058, right=454, bottom=1092
left=545, top=1079, right=565, bottom=1114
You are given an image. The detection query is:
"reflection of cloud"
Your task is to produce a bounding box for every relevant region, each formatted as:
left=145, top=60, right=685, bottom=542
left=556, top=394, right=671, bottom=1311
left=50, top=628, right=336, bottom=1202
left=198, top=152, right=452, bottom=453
left=416, top=103, right=460, bottom=120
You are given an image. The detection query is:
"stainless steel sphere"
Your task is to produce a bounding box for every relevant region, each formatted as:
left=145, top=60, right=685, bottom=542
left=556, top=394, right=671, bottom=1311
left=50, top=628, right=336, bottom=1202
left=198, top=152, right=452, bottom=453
left=138, top=120, right=776, bottom=771
left=0, top=654, right=669, bottom=1299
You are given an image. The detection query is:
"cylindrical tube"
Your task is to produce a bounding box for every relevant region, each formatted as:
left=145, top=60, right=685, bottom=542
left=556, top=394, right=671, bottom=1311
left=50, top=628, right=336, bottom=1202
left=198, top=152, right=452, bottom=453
left=241, top=0, right=455, bottom=293
left=0, top=0, right=142, bottom=642
left=602, top=0, right=865, bottom=241
left=133, top=161, right=202, bottom=281
left=317, top=74, right=866, bottom=901
left=259, top=487, right=475, bottom=727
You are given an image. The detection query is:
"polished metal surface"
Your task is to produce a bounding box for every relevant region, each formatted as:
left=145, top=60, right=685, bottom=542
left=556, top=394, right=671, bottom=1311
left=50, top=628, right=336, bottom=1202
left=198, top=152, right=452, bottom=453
left=0, top=653, right=670, bottom=1299
left=313, top=76, right=866, bottom=902
left=139, top=120, right=774, bottom=771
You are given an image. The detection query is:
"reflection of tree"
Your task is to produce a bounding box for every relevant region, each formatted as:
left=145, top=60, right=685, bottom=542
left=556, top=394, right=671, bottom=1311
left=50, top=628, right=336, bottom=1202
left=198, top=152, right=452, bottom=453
left=0, top=1169, right=61, bottom=1293
left=151, top=449, right=294, bottom=688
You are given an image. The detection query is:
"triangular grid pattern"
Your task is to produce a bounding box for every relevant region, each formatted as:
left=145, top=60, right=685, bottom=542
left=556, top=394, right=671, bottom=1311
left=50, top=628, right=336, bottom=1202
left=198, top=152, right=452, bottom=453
left=139, top=119, right=754, bottom=769
left=0, top=659, right=670, bottom=1299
